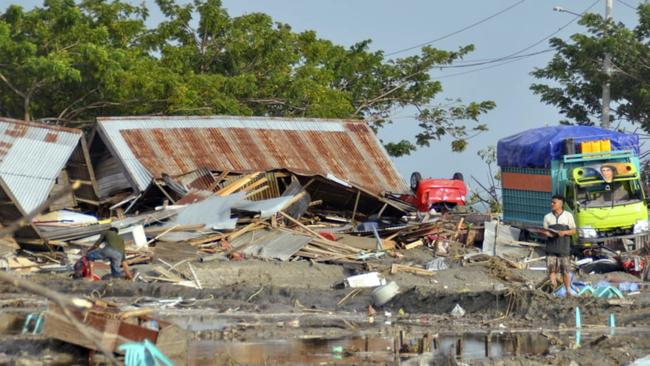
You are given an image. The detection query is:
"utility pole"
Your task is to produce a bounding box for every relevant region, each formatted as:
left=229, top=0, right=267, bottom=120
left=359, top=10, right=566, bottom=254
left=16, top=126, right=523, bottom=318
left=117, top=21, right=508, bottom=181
left=601, top=0, right=613, bottom=129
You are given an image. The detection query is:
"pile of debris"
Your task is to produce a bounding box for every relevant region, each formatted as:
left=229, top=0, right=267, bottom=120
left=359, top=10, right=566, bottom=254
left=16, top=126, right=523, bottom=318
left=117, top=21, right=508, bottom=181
left=4, top=167, right=491, bottom=284
left=0, top=115, right=497, bottom=284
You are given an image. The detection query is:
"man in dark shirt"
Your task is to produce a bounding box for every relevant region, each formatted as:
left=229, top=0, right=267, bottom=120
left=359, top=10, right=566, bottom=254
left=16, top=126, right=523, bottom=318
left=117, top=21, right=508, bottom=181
left=86, top=227, right=132, bottom=279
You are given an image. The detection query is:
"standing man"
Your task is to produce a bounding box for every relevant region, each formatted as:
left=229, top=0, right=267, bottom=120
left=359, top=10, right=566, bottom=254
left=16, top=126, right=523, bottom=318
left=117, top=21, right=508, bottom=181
left=86, top=227, right=132, bottom=280
left=544, top=195, right=577, bottom=295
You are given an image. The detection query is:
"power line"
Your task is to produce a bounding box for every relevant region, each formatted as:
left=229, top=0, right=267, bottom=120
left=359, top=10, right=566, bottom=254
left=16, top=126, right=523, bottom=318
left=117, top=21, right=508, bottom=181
left=425, top=0, right=599, bottom=80
left=386, top=0, right=528, bottom=57
left=494, top=0, right=600, bottom=62
left=433, top=49, right=552, bottom=69
left=616, top=0, right=638, bottom=10
left=383, top=0, right=598, bottom=83
left=431, top=55, right=535, bottom=80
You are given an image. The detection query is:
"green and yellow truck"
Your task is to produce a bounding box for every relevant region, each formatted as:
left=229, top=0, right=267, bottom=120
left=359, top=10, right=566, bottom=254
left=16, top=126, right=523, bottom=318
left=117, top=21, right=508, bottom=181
left=497, top=126, right=649, bottom=250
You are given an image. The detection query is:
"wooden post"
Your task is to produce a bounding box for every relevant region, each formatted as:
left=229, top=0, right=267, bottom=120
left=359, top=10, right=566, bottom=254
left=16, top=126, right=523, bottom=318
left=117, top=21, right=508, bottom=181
left=393, top=335, right=400, bottom=363
left=485, top=333, right=492, bottom=358
left=456, top=338, right=464, bottom=359
left=422, top=332, right=431, bottom=353
left=153, top=180, right=176, bottom=203
left=514, top=335, right=520, bottom=357
left=377, top=203, right=388, bottom=218
left=351, top=190, right=361, bottom=224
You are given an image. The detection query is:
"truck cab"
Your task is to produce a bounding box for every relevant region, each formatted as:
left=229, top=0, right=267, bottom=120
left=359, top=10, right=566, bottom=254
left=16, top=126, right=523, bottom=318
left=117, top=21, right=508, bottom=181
left=562, top=151, right=648, bottom=245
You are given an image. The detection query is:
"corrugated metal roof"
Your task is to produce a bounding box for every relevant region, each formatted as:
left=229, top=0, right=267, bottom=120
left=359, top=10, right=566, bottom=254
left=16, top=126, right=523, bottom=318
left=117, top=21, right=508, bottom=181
left=0, top=118, right=82, bottom=213
left=96, top=116, right=408, bottom=195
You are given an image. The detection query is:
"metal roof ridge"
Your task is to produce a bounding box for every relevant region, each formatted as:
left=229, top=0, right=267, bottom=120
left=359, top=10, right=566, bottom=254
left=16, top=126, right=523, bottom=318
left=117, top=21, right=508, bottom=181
left=96, top=115, right=369, bottom=124
left=0, top=117, right=83, bottom=134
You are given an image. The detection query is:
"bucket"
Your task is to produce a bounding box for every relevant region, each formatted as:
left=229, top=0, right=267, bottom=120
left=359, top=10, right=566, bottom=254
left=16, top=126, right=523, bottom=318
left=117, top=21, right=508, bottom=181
left=371, top=281, right=400, bottom=306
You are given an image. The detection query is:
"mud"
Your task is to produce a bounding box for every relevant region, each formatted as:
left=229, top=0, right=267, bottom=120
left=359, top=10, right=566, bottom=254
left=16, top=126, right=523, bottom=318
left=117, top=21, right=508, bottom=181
left=1, top=248, right=649, bottom=365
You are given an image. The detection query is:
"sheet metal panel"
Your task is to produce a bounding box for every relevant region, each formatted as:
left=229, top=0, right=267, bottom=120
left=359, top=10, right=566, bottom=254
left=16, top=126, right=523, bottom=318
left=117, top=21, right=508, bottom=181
left=231, top=196, right=295, bottom=218
left=233, top=229, right=312, bottom=261
left=0, top=118, right=81, bottom=213
left=166, top=193, right=245, bottom=230
left=96, top=116, right=408, bottom=195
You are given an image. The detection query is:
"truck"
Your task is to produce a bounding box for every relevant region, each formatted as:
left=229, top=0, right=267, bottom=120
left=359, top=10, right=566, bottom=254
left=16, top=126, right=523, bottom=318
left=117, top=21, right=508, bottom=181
left=497, top=125, right=649, bottom=251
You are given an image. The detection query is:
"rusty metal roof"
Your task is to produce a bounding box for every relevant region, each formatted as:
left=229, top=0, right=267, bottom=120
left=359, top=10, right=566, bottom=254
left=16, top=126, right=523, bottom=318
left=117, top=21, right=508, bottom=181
left=0, top=117, right=82, bottom=213
left=96, top=116, right=408, bottom=195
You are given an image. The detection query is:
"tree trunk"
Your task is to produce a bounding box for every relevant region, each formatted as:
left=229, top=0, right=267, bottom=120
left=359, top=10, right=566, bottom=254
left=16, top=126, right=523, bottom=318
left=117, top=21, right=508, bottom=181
left=24, top=95, right=30, bottom=121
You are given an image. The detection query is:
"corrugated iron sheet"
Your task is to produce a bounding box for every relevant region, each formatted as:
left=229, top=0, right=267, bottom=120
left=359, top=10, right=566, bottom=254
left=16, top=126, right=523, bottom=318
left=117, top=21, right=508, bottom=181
left=0, top=118, right=82, bottom=213
left=96, top=116, right=408, bottom=195
left=233, top=229, right=312, bottom=261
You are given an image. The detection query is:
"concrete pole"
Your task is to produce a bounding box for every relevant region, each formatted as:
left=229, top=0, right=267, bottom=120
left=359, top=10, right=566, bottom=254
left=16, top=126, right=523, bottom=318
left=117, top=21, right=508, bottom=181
left=601, top=0, right=613, bottom=129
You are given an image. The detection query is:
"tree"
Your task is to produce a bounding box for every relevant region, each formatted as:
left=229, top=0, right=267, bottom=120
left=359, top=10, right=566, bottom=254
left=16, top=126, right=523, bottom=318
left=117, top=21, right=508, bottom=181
left=531, top=4, right=650, bottom=129
left=0, top=0, right=165, bottom=125
left=0, top=0, right=495, bottom=155
left=468, top=146, right=501, bottom=212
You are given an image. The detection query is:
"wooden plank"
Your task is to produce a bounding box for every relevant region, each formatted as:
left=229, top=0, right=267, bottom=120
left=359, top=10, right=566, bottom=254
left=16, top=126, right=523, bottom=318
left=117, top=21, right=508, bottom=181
left=390, top=264, right=433, bottom=276
left=145, top=224, right=205, bottom=235
left=74, top=197, right=101, bottom=205
left=153, top=180, right=176, bottom=203
left=216, top=172, right=262, bottom=196
left=188, top=232, right=227, bottom=246
left=245, top=185, right=269, bottom=198
left=404, top=240, right=423, bottom=250
left=240, top=177, right=268, bottom=193
left=42, top=307, right=159, bottom=353
left=207, top=170, right=231, bottom=192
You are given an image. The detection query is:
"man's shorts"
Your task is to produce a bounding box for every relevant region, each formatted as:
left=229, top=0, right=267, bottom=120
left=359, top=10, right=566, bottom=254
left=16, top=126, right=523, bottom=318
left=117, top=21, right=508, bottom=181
left=547, top=255, right=571, bottom=274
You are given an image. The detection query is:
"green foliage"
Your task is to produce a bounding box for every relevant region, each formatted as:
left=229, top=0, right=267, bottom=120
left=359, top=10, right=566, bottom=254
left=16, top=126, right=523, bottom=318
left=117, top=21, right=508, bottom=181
left=0, top=0, right=495, bottom=155
left=531, top=4, right=650, bottom=129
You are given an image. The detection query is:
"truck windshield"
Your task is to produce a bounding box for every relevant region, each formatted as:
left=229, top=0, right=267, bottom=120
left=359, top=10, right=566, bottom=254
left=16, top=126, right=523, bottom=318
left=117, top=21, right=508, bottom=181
left=576, top=180, right=643, bottom=208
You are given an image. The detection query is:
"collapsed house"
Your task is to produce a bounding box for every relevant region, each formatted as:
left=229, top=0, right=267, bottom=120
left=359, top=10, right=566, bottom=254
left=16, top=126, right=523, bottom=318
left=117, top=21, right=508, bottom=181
left=89, top=116, right=410, bottom=219
left=0, top=117, right=97, bottom=245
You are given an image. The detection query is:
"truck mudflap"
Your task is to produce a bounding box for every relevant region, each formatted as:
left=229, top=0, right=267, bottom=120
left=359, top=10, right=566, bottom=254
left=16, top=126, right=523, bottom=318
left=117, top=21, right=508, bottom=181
left=578, top=231, right=650, bottom=251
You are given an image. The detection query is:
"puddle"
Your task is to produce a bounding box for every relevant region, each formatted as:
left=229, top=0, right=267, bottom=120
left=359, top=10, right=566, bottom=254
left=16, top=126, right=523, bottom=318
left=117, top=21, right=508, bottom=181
left=185, top=328, right=650, bottom=365
left=189, top=336, right=395, bottom=365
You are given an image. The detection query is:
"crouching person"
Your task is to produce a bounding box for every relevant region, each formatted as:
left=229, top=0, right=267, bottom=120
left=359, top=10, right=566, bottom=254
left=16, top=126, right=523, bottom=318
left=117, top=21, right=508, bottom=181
left=86, top=227, right=133, bottom=280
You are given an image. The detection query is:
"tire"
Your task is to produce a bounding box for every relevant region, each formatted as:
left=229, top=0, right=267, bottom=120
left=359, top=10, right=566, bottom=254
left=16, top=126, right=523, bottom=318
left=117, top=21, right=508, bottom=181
left=452, top=172, right=464, bottom=181
left=410, top=171, right=422, bottom=191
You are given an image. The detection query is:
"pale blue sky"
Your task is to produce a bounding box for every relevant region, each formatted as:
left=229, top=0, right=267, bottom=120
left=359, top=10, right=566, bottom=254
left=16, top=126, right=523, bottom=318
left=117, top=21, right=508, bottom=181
left=3, top=0, right=643, bottom=194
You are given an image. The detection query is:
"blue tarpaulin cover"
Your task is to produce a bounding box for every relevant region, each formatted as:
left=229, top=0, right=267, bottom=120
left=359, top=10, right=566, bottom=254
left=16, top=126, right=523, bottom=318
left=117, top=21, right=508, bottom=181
left=497, top=126, right=640, bottom=168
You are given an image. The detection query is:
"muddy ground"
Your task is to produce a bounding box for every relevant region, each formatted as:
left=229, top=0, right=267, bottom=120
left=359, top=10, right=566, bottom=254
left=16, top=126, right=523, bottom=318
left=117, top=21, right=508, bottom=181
left=1, top=247, right=650, bottom=365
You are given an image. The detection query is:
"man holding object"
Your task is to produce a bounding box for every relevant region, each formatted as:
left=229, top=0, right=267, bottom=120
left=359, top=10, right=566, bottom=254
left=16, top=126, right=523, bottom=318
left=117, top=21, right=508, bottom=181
left=543, top=195, right=576, bottom=295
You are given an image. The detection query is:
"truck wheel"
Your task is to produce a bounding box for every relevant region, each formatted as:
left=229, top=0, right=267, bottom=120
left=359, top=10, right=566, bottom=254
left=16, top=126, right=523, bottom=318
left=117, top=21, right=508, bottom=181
left=452, top=172, right=464, bottom=181
left=410, top=172, right=422, bottom=191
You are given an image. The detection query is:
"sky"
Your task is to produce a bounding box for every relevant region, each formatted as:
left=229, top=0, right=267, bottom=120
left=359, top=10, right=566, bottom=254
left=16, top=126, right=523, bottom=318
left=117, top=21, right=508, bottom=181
left=3, top=0, right=644, bottom=196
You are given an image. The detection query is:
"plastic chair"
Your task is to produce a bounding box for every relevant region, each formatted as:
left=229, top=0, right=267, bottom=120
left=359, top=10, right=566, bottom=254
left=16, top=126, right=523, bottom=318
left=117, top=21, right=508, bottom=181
left=117, top=339, right=174, bottom=366
left=594, top=286, right=624, bottom=299
left=22, top=312, right=44, bottom=335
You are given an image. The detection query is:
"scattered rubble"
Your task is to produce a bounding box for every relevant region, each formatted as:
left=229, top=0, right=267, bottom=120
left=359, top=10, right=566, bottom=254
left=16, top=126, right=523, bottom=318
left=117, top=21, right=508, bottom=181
left=0, top=116, right=649, bottom=365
